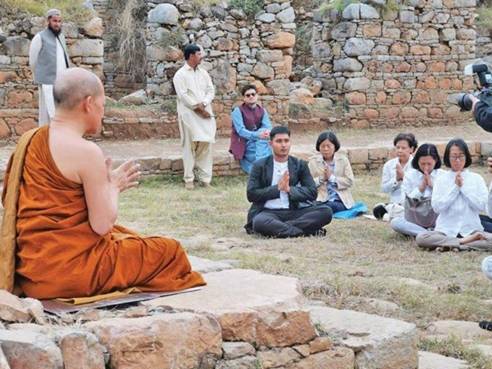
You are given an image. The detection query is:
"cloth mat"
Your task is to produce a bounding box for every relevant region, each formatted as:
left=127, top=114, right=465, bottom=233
left=333, top=201, right=368, bottom=219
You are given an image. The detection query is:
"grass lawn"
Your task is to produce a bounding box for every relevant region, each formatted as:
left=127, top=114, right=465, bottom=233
left=117, top=169, right=492, bottom=368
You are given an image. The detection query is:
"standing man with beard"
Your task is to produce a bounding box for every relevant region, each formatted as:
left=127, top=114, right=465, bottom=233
left=29, top=9, right=70, bottom=126
left=173, top=44, right=216, bottom=189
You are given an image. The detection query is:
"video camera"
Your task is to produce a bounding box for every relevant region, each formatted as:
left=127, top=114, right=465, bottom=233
left=457, top=63, right=492, bottom=111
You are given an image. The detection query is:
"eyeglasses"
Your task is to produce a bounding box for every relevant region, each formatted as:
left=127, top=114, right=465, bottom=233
left=245, top=92, right=256, bottom=97
left=449, top=155, right=466, bottom=161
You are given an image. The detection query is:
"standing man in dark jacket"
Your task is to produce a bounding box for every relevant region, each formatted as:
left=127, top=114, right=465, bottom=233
left=245, top=126, right=332, bottom=237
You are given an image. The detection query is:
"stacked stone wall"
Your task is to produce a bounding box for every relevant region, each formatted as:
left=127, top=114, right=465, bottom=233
left=0, top=11, right=104, bottom=139
left=297, top=0, right=477, bottom=129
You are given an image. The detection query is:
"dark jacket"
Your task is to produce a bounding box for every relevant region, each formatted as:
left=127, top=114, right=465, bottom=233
left=474, top=101, right=492, bottom=133
left=245, top=155, right=317, bottom=233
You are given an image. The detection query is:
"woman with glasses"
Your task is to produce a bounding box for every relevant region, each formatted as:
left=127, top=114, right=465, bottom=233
left=416, top=139, right=492, bottom=251
left=229, top=84, right=272, bottom=174
left=391, top=143, right=444, bottom=237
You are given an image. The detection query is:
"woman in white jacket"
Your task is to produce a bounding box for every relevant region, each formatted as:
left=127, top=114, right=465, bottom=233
left=416, top=139, right=492, bottom=251
left=391, top=144, right=444, bottom=237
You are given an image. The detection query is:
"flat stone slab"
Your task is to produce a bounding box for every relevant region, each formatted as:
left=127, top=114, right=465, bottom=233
left=144, top=269, right=315, bottom=347
left=85, top=312, right=222, bottom=369
left=426, top=320, right=492, bottom=343
left=188, top=255, right=233, bottom=273
left=309, top=306, right=418, bottom=369
left=418, top=351, right=469, bottom=369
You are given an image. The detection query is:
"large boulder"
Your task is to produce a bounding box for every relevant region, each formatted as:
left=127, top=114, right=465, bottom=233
left=0, top=329, right=63, bottom=369
left=143, top=269, right=315, bottom=348
left=86, top=313, right=222, bottom=369
left=148, top=4, right=179, bottom=25
left=276, top=7, right=295, bottom=23
left=59, top=331, right=105, bottom=369
left=309, top=306, right=418, bottom=369
left=251, top=62, right=275, bottom=79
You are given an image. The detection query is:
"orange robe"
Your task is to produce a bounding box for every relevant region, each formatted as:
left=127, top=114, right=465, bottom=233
left=9, top=126, right=205, bottom=299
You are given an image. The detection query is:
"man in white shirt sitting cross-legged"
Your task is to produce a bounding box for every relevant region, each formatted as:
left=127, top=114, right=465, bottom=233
left=245, top=126, right=332, bottom=238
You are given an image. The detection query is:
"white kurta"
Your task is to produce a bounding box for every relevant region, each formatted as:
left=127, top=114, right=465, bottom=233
left=29, top=33, right=68, bottom=126
left=173, top=63, right=216, bottom=144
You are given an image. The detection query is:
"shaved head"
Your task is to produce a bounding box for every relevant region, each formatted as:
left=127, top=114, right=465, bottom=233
left=54, top=68, right=103, bottom=110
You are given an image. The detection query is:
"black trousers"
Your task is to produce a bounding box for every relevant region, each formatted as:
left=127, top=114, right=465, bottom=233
left=252, top=204, right=332, bottom=238
left=480, top=214, right=492, bottom=233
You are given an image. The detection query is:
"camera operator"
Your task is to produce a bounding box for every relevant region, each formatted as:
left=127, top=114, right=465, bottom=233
left=467, top=94, right=492, bottom=132
left=457, top=63, right=492, bottom=132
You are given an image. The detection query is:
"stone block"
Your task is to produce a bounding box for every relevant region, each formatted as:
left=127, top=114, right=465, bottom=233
left=343, top=38, right=375, bottom=56
left=69, top=39, right=103, bottom=57
left=426, top=320, right=492, bottom=341
left=86, top=313, right=222, bottom=369
left=309, top=306, right=418, bottom=369
left=276, top=7, right=295, bottom=23
left=0, top=347, right=8, bottom=369
left=0, top=289, right=45, bottom=324
left=266, top=32, right=295, bottom=49
left=256, top=50, right=284, bottom=63
left=344, top=77, right=370, bottom=91
left=256, top=13, right=275, bottom=23
left=59, top=331, right=105, bottom=369
left=216, top=355, right=257, bottom=369
left=331, top=22, right=357, bottom=40
left=286, top=347, right=355, bottom=369
left=267, top=79, right=290, bottom=96
left=143, top=269, right=314, bottom=348
left=252, top=62, right=274, bottom=79
left=333, top=58, right=363, bottom=72
left=368, top=147, right=389, bottom=160
left=258, top=347, right=300, bottom=368
left=222, top=342, right=255, bottom=359
left=4, top=37, right=30, bottom=57
left=419, top=351, right=468, bottom=369
left=0, top=329, right=63, bottom=369
left=82, top=17, right=103, bottom=38
left=348, top=148, right=369, bottom=164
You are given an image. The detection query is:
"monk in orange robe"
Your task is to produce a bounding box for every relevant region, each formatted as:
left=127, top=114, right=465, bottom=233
left=1, top=67, right=205, bottom=299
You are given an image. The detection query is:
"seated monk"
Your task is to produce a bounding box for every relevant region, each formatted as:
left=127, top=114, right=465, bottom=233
left=1, top=67, right=205, bottom=299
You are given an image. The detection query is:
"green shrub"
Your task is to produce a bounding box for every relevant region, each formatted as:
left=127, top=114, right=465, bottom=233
left=0, top=0, right=93, bottom=24
left=229, top=0, right=265, bottom=18
left=477, top=6, right=492, bottom=31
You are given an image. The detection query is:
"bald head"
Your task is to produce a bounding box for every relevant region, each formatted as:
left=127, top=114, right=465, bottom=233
left=53, top=68, right=103, bottom=110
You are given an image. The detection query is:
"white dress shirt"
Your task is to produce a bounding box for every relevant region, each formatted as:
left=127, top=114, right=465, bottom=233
left=432, top=169, right=487, bottom=237
left=264, top=160, right=290, bottom=209
left=381, top=156, right=413, bottom=204
left=402, top=168, right=444, bottom=199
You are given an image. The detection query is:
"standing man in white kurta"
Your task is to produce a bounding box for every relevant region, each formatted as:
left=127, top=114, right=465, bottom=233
left=29, top=9, right=70, bottom=126
left=173, top=44, right=216, bottom=190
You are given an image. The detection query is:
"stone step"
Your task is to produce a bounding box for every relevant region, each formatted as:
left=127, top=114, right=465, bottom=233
left=418, top=351, right=469, bottom=369
left=308, top=305, right=418, bottom=369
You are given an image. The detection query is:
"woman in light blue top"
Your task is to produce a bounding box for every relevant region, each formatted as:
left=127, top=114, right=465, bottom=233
left=229, top=85, right=272, bottom=174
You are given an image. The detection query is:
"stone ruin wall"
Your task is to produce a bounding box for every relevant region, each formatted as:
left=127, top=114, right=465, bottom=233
left=0, top=8, right=104, bottom=139
left=0, top=0, right=486, bottom=141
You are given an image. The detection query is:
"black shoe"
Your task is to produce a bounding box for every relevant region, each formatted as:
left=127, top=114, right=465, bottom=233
left=479, top=320, right=492, bottom=331
left=312, top=228, right=327, bottom=237
left=373, top=203, right=387, bottom=220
